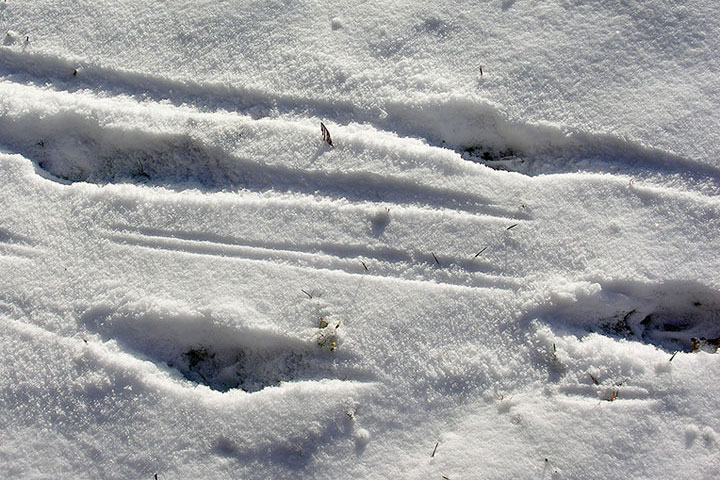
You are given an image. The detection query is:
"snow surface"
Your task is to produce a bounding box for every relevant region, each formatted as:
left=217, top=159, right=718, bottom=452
left=1, top=1, right=719, bottom=478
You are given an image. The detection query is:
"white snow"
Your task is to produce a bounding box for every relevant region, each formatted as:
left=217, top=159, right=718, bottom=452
left=1, top=0, right=719, bottom=478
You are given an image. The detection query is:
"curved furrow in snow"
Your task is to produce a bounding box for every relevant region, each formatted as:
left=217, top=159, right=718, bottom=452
left=2, top=46, right=719, bottom=195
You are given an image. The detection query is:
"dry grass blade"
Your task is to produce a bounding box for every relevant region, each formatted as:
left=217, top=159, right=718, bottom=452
left=321, top=122, right=334, bottom=147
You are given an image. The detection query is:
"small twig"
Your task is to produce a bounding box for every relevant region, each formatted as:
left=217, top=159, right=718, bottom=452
left=506, top=223, right=518, bottom=230
left=431, top=442, right=439, bottom=458
left=361, top=260, right=369, bottom=271
left=474, top=246, right=487, bottom=258
left=589, top=373, right=599, bottom=385
left=669, top=351, right=678, bottom=362
left=431, top=252, right=440, bottom=265
left=301, top=289, right=313, bottom=299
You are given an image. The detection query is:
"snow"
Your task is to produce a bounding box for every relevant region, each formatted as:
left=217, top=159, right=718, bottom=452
left=1, top=0, right=719, bottom=478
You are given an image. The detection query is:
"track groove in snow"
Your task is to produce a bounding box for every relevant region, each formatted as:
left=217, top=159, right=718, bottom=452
left=0, top=227, right=38, bottom=261
left=103, top=226, right=523, bottom=290
left=0, top=47, right=362, bottom=122
left=555, top=382, right=654, bottom=405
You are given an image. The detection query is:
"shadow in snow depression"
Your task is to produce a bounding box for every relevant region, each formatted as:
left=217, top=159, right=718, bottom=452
left=8, top=116, right=495, bottom=214
left=82, top=306, right=360, bottom=393
left=458, top=140, right=720, bottom=195
left=531, top=280, right=720, bottom=353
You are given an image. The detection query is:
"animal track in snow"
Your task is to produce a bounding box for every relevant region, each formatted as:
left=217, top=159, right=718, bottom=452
left=534, top=280, right=720, bottom=353
left=83, top=303, right=366, bottom=393
left=596, top=304, right=720, bottom=353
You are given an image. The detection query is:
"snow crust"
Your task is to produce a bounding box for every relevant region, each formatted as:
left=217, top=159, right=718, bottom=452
left=1, top=1, right=719, bottom=478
